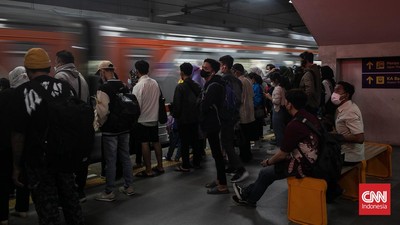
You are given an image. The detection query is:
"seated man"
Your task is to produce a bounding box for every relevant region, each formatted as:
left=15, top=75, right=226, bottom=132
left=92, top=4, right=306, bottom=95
left=331, top=81, right=365, bottom=165
left=232, top=89, right=321, bottom=207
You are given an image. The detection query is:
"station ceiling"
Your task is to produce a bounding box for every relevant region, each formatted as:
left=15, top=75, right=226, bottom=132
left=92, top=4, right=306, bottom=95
left=7, top=0, right=309, bottom=35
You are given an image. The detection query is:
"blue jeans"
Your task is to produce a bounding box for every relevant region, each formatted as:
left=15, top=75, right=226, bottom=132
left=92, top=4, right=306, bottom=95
left=103, top=133, right=133, bottom=193
left=243, top=165, right=288, bottom=204
left=272, top=108, right=286, bottom=147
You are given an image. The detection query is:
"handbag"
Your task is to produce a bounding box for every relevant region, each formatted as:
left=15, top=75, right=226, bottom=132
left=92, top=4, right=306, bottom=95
left=158, top=88, right=168, bottom=124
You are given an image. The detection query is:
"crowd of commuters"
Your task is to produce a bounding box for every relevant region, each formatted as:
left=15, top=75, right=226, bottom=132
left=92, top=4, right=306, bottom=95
left=0, top=48, right=366, bottom=225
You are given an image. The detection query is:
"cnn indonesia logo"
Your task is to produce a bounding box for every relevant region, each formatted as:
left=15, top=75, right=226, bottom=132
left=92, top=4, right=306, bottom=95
left=359, top=183, right=391, bottom=215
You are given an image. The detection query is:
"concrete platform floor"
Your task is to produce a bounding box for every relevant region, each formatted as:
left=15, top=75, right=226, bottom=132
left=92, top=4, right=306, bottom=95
left=8, top=141, right=400, bottom=225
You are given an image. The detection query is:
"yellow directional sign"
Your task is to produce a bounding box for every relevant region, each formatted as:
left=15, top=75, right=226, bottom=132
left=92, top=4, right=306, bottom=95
left=366, top=76, right=373, bottom=84
left=362, top=57, right=400, bottom=88
left=366, top=61, right=373, bottom=70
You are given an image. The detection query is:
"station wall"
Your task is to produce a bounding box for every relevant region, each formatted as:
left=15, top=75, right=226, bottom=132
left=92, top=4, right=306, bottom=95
left=319, top=43, right=400, bottom=145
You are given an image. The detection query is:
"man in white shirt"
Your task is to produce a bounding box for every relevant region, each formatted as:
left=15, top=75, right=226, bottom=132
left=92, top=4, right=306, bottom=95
left=132, top=60, right=164, bottom=177
left=331, top=81, right=365, bottom=165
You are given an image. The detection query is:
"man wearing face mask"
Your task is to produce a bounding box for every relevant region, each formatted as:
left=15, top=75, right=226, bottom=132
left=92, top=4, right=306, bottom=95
left=199, top=58, right=229, bottom=194
left=299, top=51, right=322, bottom=115
left=331, top=81, right=365, bottom=165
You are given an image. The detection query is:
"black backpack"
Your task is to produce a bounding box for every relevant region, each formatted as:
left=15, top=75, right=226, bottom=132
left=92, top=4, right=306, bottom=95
left=295, top=116, right=343, bottom=182
left=109, top=90, right=141, bottom=131
left=32, top=81, right=95, bottom=172
left=219, top=79, right=240, bottom=122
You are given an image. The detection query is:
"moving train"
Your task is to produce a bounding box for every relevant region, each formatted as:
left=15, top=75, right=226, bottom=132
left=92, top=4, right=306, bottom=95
left=0, top=4, right=318, bottom=102
left=0, top=4, right=318, bottom=159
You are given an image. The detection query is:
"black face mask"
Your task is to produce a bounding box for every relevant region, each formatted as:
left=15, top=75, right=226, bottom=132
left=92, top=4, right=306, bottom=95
left=301, top=59, right=307, bottom=67
left=200, top=70, right=211, bottom=78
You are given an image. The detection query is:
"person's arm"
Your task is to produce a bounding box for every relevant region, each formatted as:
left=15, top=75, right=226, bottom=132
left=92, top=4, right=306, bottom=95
left=261, top=149, right=289, bottom=167
left=11, top=132, right=25, bottom=187
left=95, top=90, right=110, bottom=127
left=343, top=133, right=364, bottom=144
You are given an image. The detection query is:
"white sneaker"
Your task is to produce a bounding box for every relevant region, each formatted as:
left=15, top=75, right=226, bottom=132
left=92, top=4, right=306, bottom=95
left=95, top=191, right=116, bottom=202
left=119, top=186, right=135, bottom=196
left=231, top=170, right=249, bottom=183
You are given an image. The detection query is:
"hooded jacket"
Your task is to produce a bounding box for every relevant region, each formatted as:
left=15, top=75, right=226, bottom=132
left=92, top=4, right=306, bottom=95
left=55, top=63, right=89, bottom=102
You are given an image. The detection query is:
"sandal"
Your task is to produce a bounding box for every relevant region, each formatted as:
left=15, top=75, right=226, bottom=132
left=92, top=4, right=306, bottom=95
left=207, top=186, right=229, bottom=195
left=152, top=167, right=165, bottom=174
left=174, top=166, right=190, bottom=172
left=205, top=181, right=218, bottom=188
left=135, top=171, right=154, bottom=178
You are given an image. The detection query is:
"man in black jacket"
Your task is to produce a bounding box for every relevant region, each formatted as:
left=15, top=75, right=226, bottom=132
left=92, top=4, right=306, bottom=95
left=199, top=58, right=229, bottom=194
left=172, top=63, right=202, bottom=171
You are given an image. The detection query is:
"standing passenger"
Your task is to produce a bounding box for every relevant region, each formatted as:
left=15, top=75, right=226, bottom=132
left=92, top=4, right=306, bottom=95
left=172, top=62, right=202, bottom=171
left=95, top=61, right=135, bottom=201
left=11, top=48, right=84, bottom=225
left=299, top=51, right=322, bottom=115
left=132, top=60, right=165, bottom=177
left=264, top=72, right=288, bottom=154
left=199, top=58, right=229, bottom=194
left=1, top=68, right=31, bottom=222
left=219, top=56, right=249, bottom=182
left=54, top=50, right=91, bottom=202
left=231, top=64, right=255, bottom=177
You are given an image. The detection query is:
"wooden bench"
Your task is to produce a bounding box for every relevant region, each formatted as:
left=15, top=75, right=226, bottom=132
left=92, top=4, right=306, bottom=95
left=287, top=142, right=392, bottom=224
left=364, top=142, right=392, bottom=179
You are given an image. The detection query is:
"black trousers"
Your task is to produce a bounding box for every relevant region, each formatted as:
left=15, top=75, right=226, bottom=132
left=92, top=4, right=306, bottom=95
left=178, top=122, right=202, bottom=169
left=207, top=131, right=227, bottom=185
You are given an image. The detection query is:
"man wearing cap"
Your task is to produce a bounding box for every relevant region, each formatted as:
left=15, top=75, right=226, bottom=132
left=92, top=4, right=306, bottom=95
left=11, top=48, right=84, bottom=225
left=131, top=60, right=165, bottom=177
left=94, top=60, right=135, bottom=201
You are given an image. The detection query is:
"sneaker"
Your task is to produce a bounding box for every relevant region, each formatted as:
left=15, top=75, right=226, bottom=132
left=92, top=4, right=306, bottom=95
left=232, top=183, right=244, bottom=200
left=119, top=186, right=135, bottom=196
left=232, top=195, right=256, bottom=207
left=95, top=191, right=116, bottom=202
left=231, top=169, right=249, bottom=183
left=78, top=190, right=87, bottom=203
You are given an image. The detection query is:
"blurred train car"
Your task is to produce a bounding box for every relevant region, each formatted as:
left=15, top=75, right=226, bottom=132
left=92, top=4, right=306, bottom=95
left=0, top=5, right=318, bottom=162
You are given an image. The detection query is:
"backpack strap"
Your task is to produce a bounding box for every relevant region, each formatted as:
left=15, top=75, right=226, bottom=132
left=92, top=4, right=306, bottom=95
left=56, top=70, right=82, bottom=99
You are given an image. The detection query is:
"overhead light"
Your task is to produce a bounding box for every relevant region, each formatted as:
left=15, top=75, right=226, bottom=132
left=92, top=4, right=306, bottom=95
left=289, top=0, right=293, bottom=3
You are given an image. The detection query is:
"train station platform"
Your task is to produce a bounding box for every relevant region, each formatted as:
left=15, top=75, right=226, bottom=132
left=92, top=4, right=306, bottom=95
left=7, top=136, right=400, bottom=225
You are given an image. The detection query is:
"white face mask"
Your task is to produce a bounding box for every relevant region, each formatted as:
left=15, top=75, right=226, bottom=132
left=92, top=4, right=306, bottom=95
left=331, top=92, right=343, bottom=105
left=271, top=82, right=276, bottom=87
